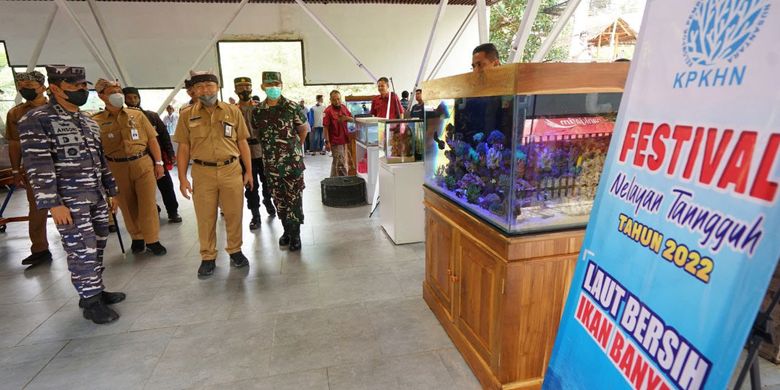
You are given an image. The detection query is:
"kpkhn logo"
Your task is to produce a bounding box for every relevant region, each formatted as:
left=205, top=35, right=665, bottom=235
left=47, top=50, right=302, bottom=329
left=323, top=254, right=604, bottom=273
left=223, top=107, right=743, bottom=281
left=673, top=0, right=771, bottom=89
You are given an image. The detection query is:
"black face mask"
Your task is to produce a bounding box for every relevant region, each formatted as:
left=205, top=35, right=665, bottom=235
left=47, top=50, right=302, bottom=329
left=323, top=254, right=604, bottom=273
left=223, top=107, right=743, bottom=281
left=64, top=89, right=89, bottom=107
left=19, top=88, right=39, bottom=101
left=238, top=91, right=252, bottom=101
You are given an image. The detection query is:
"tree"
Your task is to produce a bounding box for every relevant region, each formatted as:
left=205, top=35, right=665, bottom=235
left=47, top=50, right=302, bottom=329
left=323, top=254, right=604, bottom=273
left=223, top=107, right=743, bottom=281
left=490, top=0, right=570, bottom=63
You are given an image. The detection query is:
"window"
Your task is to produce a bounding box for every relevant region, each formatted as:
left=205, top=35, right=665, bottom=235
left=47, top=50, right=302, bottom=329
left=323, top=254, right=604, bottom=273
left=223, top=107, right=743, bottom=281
left=217, top=40, right=375, bottom=106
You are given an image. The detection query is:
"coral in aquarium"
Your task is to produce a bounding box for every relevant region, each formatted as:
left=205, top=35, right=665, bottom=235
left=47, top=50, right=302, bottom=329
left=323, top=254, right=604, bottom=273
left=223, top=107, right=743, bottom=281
left=432, top=112, right=613, bottom=226
left=389, top=124, right=413, bottom=158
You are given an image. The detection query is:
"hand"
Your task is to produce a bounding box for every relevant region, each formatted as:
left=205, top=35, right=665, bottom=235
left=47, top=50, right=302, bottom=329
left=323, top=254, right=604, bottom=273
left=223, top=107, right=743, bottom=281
left=339, top=115, right=351, bottom=123
left=12, top=172, right=25, bottom=188
left=243, top=172, right=254, bottom=191
left=324, top=142, right=331, bottom=152
left=50, top=205, right=73, bottom=225
left=107, top=197, right=119, bottom=214
left=180, top=178, right=192, bottom=200
left=154, top=165, right=164, bottom=180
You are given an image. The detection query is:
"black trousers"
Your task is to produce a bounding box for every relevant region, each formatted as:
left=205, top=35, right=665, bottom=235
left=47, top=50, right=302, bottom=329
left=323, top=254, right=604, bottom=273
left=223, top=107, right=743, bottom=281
left=241, top=157, right=272, bottom=210
left=156, top=168, right=179, bottom=216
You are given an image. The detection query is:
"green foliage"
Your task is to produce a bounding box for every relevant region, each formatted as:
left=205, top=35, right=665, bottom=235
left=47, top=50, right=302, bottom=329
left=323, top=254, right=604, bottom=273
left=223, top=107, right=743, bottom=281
left=489, top=0, right=570, bottom=63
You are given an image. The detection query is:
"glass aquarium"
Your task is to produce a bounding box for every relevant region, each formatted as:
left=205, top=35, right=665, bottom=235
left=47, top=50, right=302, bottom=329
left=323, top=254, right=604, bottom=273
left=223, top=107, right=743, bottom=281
left=380, top=119, right=423, bottom=163
left=424, top=91, right=622, bottom=235
left=355, top=117, right=381, bottom=146
left=345, top=96, right=372, bottom=134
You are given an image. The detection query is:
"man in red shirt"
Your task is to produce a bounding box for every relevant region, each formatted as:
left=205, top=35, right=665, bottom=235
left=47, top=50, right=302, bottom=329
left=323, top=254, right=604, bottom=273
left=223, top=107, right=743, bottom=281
left=323, top=90, right=354, bottom=177
left=369, top=77, right=403, bottom=119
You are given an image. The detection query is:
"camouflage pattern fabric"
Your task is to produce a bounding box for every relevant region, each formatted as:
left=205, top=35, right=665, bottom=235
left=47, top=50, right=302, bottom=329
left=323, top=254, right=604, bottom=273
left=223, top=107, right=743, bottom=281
left=18, top=101, right=118, bottom=299
left=252, top=96, right=306, bottom=224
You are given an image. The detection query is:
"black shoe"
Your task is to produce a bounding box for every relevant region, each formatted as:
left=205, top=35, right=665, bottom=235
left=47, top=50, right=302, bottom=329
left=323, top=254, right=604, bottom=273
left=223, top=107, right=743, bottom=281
left=79, top=291, right=127, bottom=308
left=146, top=242, right=167, bottom=256
left=109, top=225, right=118, bottom=233
left=81, top=294, right=120, bottom=324
left=249, top=209, right=261, bottom=230
left=289, top=236, right=302, bottom=251
left=198, top=260, right=216, bottom=278
left=278, top=223, right=290, bottom=246
left=229, top=251, right=249, bottom=268
left=131, top=240, right=145, bottom=253
left=168, top=213, right=183, bottom=223
left=21, top=249, right=52, bottom=266
left=264, top=200, right=276, bottom=217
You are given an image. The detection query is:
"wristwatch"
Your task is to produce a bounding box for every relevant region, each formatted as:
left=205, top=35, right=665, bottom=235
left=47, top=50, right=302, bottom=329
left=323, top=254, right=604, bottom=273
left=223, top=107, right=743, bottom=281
left=155, top=160, right=164, bottom=166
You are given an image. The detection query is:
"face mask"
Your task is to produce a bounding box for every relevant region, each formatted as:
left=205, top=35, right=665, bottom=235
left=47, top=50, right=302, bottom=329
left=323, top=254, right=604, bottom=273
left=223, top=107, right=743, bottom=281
left=64, top=89, right=89, bottom=107
left=199, top=94, right=218, bottom=106
left=265, top=87, right=282, bottom=100
left=19, top=88, right=39, bottom=101
left=108, top=93, right=125, bottom=108
left=238, top=91, right=252, bottom=101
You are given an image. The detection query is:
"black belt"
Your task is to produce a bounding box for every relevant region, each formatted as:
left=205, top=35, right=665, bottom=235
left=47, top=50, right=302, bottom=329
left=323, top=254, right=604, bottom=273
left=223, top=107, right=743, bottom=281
left=247, top=139, right=260, bottom=146
left=193, top=157, right=237, bottom=167
left=106, top=151, right=148, bottom=163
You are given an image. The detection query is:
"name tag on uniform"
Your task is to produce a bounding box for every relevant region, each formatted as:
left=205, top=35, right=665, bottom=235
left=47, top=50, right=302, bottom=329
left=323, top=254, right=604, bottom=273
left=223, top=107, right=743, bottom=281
left=224, top=123, right=233, bottom=138
left=107, top=133, right=115, bottom=139
left=131, top=128, right=140, bottom=140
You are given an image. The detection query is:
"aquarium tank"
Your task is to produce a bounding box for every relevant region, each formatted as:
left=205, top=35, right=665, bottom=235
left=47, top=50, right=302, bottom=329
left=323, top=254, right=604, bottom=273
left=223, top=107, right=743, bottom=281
left=380, top=118, right=423, bottom=163
left=424, top=92, right=622, bottom=235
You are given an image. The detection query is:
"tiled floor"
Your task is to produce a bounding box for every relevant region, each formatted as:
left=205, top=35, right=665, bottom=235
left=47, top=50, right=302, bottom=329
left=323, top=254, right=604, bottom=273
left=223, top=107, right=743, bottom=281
left=1, top=155, right=779, bottom=389
left=0, top=155, right=480, bottom=390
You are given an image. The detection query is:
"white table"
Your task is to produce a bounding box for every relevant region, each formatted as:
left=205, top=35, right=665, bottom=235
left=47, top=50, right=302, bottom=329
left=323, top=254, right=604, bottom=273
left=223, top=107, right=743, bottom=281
left=378, top=158, right=424, bottom=244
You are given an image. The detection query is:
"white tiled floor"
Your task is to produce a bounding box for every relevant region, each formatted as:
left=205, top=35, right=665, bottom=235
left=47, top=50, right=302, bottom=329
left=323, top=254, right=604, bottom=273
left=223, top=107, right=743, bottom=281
left=1, top=155, right=778, bottom=389
left=0, top=155, right=479, bottom=390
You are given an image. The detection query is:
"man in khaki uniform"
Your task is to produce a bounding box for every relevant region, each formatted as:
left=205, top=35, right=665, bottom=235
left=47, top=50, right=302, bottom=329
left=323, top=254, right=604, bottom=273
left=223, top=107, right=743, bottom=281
left=4, top=71, right=52, bottom=267
left=93, top=79, right=167, bottom=256
left=174, top=71, right=253, bottom=278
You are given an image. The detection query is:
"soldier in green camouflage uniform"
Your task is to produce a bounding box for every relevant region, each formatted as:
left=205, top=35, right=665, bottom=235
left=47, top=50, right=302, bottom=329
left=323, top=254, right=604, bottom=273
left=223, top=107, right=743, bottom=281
left=252, top=72, right=309, bottom=251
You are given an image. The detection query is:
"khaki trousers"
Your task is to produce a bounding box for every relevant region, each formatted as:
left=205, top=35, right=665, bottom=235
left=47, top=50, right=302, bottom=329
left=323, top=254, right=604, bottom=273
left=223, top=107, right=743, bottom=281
left=330, top=144, right=351, bottom=177
left=108, top=158, right=160, bottom=243
left=23, top=176, right=49, bottom=253
left=191, top=160, right=244, bottom=260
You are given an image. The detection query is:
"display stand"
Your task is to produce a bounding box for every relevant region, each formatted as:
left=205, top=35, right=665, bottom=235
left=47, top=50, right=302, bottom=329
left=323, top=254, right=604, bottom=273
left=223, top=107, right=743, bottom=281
left=423, top=188, right=583, bottom=390
left=378, top=158, right=424, bottom=244
left=356, top=140, right=380, bottom=205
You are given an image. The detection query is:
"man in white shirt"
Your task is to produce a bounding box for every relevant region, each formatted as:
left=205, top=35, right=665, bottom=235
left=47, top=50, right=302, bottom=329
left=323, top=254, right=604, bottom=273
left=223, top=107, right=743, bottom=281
left=162, top=105, right=178, bottom=135
left=310, top=95, right=326, bottom=155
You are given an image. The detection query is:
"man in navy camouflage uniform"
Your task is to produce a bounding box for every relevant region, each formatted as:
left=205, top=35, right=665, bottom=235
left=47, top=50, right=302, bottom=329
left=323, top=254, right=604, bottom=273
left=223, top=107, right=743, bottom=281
left=252, top=71, right=309, bottom=251
left=18, top=65, right=125, bottom=324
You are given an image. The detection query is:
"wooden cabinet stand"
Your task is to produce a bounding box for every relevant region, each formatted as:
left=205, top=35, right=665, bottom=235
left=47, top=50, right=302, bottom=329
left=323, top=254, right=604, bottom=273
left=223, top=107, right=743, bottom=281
left=423, top=188, right=584, bottom=389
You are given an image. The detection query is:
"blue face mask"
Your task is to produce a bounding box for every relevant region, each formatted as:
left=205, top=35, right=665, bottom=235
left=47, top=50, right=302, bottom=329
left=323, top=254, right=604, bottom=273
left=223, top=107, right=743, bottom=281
left=265, top=86, right=282, bottom=100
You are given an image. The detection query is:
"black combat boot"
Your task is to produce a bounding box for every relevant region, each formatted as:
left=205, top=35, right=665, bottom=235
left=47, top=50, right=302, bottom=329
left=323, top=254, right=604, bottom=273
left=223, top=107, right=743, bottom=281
left=289, top=224, right=302, bottom=252
left=249, top=208, right=261, bottom=230
left=131, top=240, right=145, bottom=253
left=264, top=199, right=276, bottom=217
left=79, top=291, right=127, bottom=308
left=81, top=294, right=120, bottom=324
left=278, top=221, right=291, bottom=246
left=198, top=260, right=216, bottom=279
left=168, top=213, right=183, bottom=223
left=229, top=251, right=249, bottom=268
left=21, top=249, right=52, bottom=266
left=146, top=242, right=167, bottom=256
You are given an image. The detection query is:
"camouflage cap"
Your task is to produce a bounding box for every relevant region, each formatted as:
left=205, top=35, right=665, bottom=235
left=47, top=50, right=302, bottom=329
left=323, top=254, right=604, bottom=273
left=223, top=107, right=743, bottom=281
left=234, top=77, right=252, bottom=85
left=262, top=72, right=282, bottom=84
left=45, top=65, right=91, bottom=84
left=122, top=86, right=140, bottom=95
left=15, top=70, right=46, bottom=85
left=95, top=78, right=121, bottom=94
